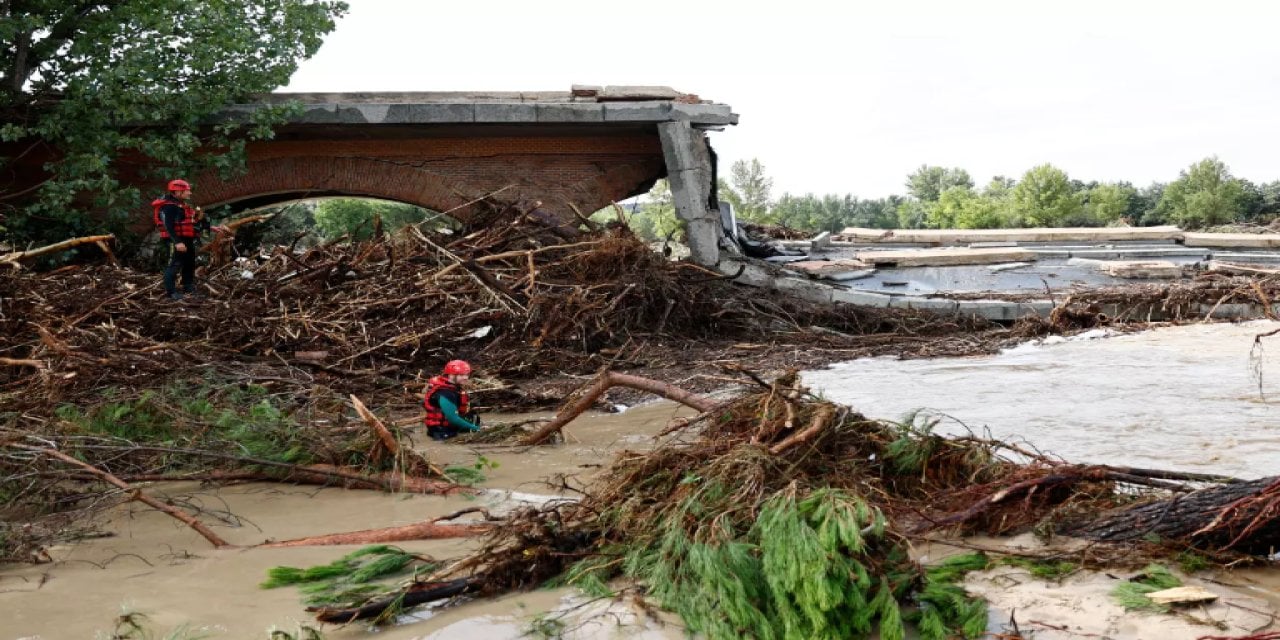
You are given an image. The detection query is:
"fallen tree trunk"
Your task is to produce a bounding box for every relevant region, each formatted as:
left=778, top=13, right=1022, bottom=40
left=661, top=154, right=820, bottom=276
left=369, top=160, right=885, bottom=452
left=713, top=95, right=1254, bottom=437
left=520, top=370, right=716, bottom=445
left=0, top=234, right=115, bottom=267
left=350, top=393, right=443, bottom=477
left=1062, top=476, right=1280, bottom=554
left=34, top=444, right=470, bottom=495
left=15, top=445, right=231, bottom=548
left=260, top=520, right=491, bottom=548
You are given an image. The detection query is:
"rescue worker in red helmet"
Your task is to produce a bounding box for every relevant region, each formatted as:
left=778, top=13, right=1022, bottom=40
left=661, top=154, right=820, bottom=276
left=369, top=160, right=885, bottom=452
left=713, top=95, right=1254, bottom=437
left=423, top=360, right=482, bottom=441
left=153, top=179, right=222, bottom=300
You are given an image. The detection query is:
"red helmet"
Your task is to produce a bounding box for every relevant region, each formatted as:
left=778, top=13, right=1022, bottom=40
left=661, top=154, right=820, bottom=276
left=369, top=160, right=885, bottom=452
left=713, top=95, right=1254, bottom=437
left=443, top=360, right=472, bottom=376
left=168, top=179, right=191, bottom=192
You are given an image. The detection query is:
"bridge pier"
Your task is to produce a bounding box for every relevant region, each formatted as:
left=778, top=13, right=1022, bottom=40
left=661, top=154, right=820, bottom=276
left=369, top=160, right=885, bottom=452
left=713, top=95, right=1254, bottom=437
left=658, top=121, right=722, bottom=266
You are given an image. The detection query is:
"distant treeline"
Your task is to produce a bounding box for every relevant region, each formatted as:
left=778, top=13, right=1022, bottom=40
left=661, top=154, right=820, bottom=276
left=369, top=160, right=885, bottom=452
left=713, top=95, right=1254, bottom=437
left=623, top=157, right=1280, bottom=239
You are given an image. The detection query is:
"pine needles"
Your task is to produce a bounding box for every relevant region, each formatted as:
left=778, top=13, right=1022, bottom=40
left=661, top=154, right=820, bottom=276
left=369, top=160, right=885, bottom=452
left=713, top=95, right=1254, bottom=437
left=1111, top=564, right=1182, bottom=612
left=261, top=545, right=433, bottom=608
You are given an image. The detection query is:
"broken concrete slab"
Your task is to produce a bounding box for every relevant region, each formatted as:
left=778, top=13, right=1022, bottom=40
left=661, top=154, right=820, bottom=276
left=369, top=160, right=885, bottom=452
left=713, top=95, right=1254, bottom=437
left=599, top=86, right=684, bottom=101
left=856, top=247, right=1037, bottom=267
left=987, top=262, right=1033, bottom=272
left=1211, top=252, right=1280, bottom=264
left=1098, top=260, right=1182, bottom=279
left=671, top=103, right=738, bottom=126
left=786, top=259, right=875, bottom=281
left=1183, top=232, right=1280, bottom=248
left=1068, top=247, right=1208, bottom=259
left=602, top=102, right=673, bottom=122
left=838, top=226, right=1183, bottom=244
left=831, top=289, right=893, bottom=307
left=810, top=231, right=832, bottom=253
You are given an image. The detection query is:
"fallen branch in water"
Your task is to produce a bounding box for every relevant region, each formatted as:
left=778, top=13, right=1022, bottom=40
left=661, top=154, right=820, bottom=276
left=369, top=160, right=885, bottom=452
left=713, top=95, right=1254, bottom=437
left=520, top=369, right=716, bottom=445
left=20, top=443, right=468, bottom=495
left=13, top=445, right=231, bottom=548
left=259, top=520, right=492, bottom=548
left=351, top=394, right=442, bottom=477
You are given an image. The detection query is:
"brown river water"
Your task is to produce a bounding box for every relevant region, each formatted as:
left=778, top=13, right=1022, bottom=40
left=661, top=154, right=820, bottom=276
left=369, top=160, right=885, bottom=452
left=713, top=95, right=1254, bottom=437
left=5, top=322, right=1280, bottom=639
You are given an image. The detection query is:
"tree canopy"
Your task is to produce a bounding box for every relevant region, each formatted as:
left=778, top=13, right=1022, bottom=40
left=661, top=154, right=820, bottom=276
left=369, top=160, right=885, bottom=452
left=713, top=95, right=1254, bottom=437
left=669, top=155, right=1277, bottom=236
left=1, top=0, right=347, bottom=245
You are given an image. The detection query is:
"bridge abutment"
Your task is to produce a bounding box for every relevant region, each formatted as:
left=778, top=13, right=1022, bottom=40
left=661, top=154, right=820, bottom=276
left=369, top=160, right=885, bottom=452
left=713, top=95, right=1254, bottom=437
left=658, top=120, right=722, bottom=266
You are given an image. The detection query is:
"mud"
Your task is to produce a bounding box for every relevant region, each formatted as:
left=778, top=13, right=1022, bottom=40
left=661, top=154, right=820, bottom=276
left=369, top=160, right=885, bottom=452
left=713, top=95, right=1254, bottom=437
left=2, top=403, right=694, bottom=640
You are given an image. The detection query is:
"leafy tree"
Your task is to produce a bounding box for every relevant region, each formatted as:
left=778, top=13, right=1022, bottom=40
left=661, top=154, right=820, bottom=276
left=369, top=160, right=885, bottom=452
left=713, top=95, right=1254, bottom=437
left=769, top=193, right=818, bottom=230
left=896, top=200, right=929, bottom=229
left=1256, top=181, right=1280, bottom=223
left=627, top=180, right=679, bottom=241
left=1132, top=182, right=1166, bottom=226
left=1009, top=164, right=1083, bottom=227
left=0, top=0, right=348, bottom=247
left=984, top=176, right=1017, bottom=198
left=729, top=158, right=773, bottom=221
left=848, top=196, right=901, bottom=229
left=1156, top=157, right=1246, bottom=228
left=905, top=165, right=973, bottom=203
left=927, top=187, right=1005, bottom=229
left=1084, top=183, right=1135, bottom=226
left=313, top=198, right=438, bottom=241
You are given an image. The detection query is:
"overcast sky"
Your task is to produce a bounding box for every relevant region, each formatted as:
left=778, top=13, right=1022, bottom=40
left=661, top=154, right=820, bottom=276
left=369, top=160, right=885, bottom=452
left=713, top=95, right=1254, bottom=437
left=284, top=0, right=1280, bottom=199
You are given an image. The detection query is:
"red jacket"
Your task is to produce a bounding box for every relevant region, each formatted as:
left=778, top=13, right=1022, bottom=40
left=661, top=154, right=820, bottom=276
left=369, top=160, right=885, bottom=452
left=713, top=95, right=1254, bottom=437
left=152, top=197, right=198, bottom=239
left=423, top=375, right=470, bottom=429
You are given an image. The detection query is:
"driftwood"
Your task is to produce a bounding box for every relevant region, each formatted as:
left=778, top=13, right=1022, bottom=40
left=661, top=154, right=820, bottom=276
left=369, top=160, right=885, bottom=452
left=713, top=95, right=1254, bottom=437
left=0, top=234, right=115, bottom=267
left=28, top=444, right=467, bottom=495
left=520, top=370, right=717, bottom=445
left=1063, top=476, right=1280, bottom=554
left=259, top=520, right=491, bottom=548
left=350, top=394, right=443, bottom=476
left=0, top=357, right=44, bottom=368
left=15, top=445, right=231, bottom=548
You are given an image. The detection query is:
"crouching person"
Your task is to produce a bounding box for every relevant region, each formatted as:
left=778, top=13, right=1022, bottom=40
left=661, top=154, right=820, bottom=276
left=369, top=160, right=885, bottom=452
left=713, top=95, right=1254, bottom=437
left=423, top=360, right=481, bottom=441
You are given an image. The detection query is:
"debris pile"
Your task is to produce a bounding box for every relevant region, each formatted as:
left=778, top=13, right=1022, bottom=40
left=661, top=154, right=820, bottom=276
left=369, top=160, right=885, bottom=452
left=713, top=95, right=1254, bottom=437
left=297, top=370, right=1280, bottom=637
left=0, top=220, right=995, bottom=412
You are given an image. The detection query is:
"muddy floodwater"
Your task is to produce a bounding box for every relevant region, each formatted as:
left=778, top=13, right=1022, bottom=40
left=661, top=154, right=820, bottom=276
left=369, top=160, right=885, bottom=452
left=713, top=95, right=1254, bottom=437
left=5, top=322, right=1280, bottom=639
left=807, top=320, right=1280, bottom=478
left=3, top=402, right=694, bottom=640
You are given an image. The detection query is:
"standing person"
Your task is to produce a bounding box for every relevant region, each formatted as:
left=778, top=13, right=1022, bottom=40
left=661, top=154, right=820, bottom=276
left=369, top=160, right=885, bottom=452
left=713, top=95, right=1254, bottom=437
left=152, top=179, right=219, bottom=300
left=423, top=360, right=482, bottom=441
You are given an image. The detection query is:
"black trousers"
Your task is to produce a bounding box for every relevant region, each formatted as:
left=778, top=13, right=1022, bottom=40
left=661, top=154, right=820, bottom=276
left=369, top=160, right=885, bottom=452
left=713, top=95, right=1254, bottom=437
left=163, top=240, right=197, bottom=295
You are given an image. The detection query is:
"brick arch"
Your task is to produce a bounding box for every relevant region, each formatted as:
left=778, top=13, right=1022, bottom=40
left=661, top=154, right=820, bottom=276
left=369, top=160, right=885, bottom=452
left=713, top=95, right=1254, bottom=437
left=196, top=156, right=479, bottom=221
left=194, top=152, right=666, bottom=224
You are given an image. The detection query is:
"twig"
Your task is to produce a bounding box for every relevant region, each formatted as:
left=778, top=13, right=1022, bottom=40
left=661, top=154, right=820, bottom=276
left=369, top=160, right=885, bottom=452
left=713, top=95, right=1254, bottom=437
left=13, top=445, right=231, bottom=548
